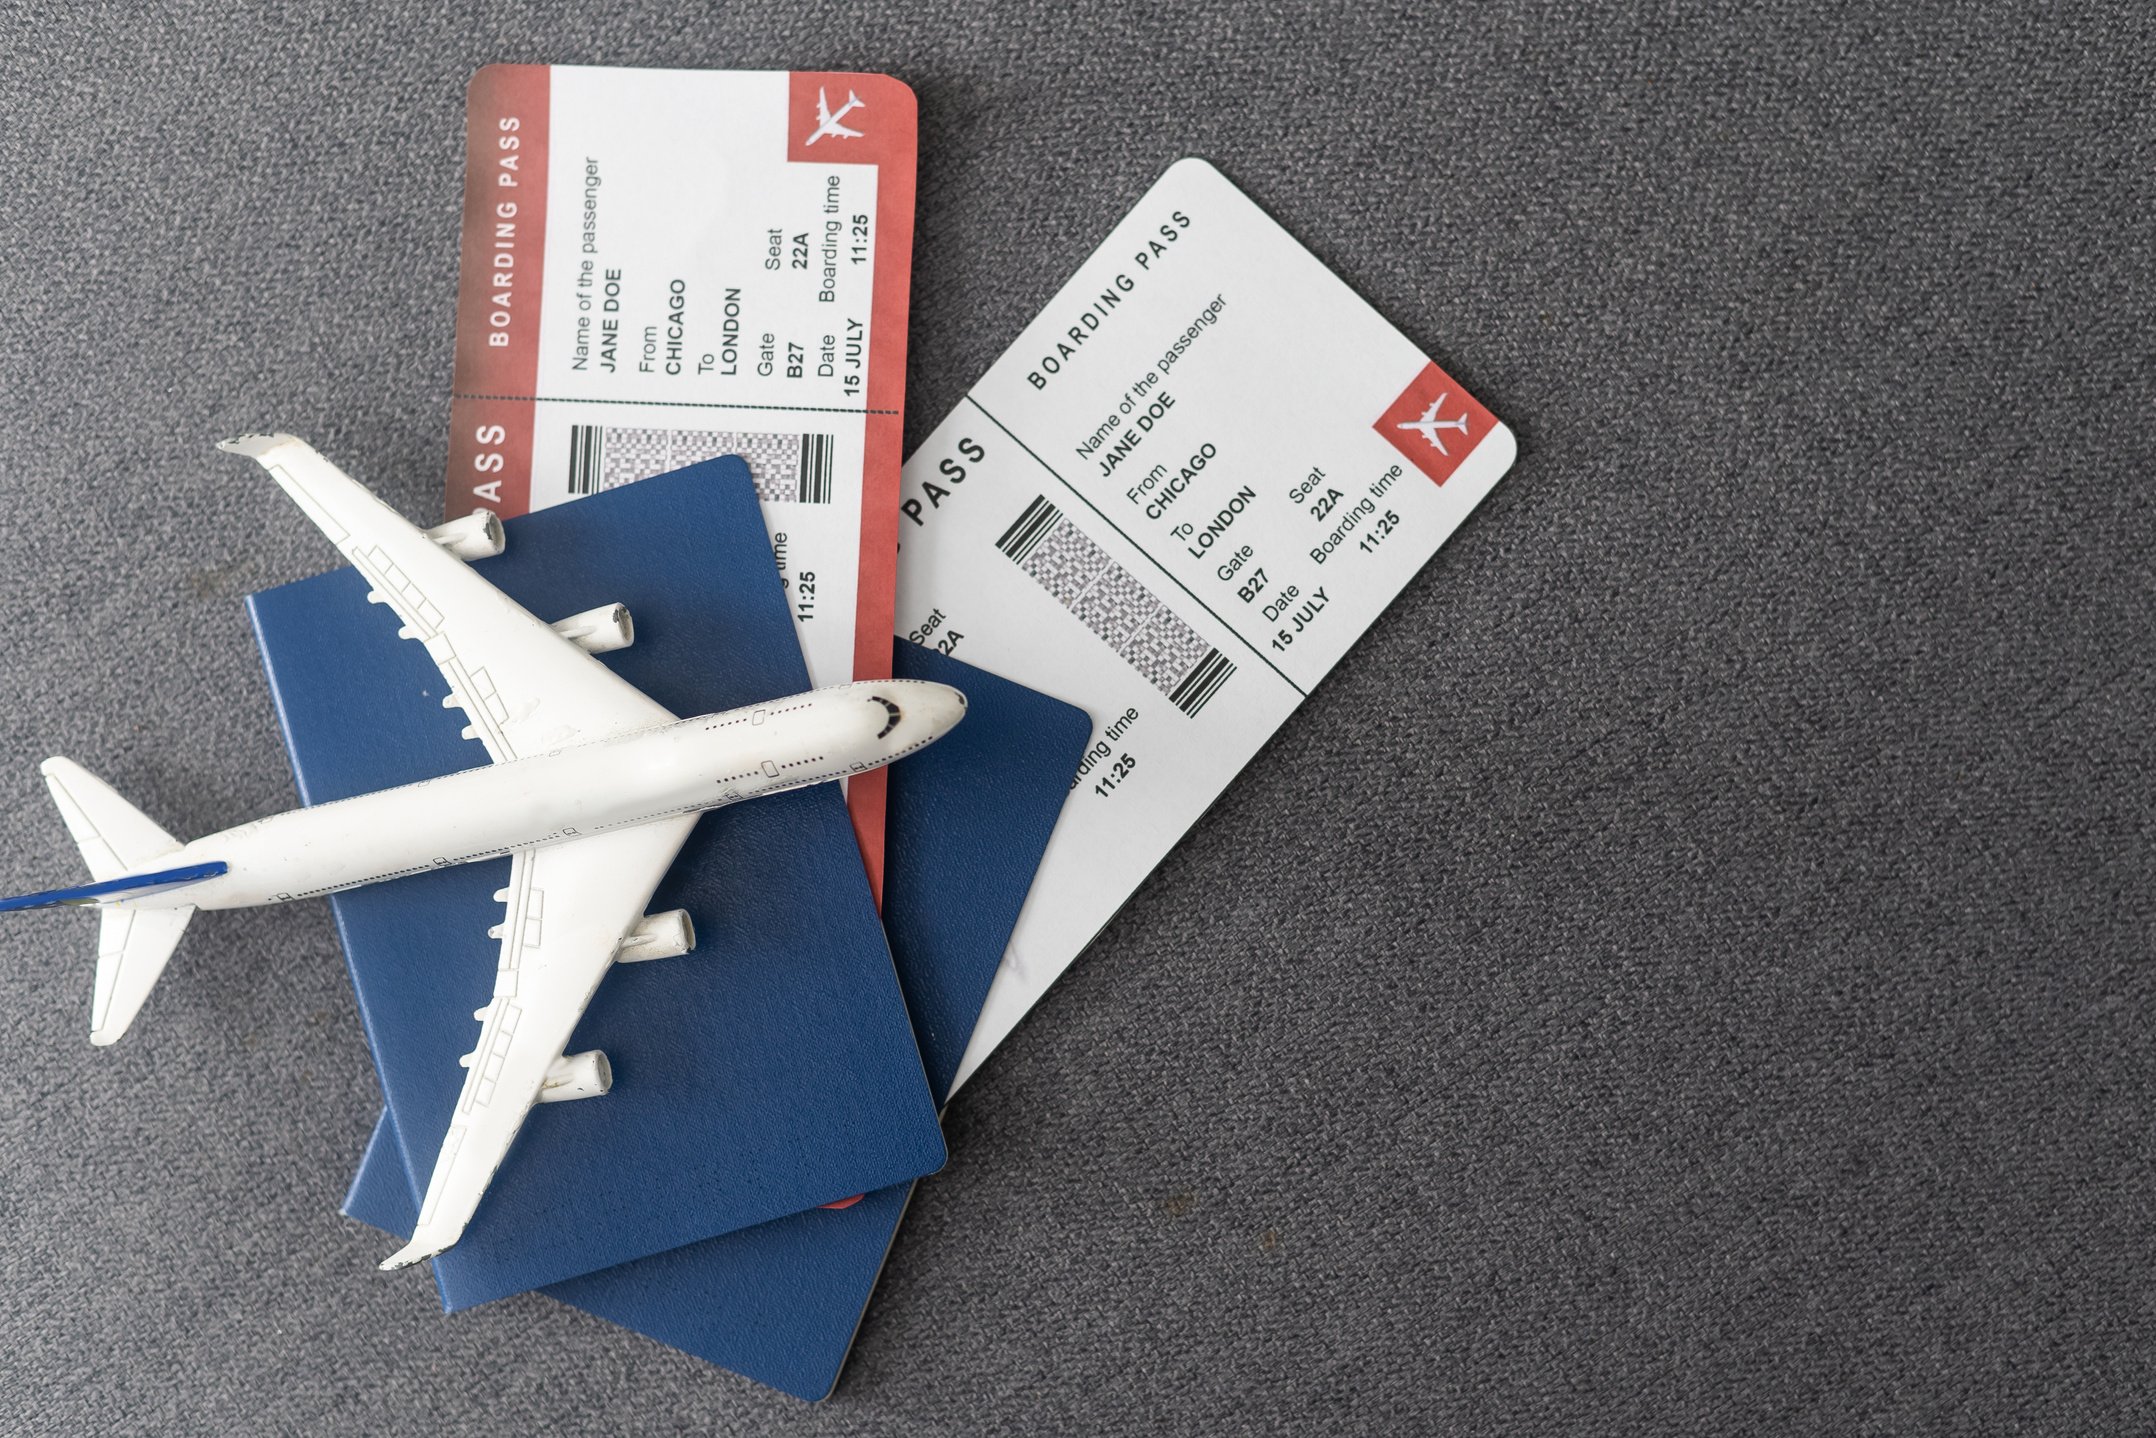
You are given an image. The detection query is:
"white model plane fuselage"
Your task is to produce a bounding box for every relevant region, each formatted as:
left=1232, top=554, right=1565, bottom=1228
left=146, top=684, right=952, bottom=912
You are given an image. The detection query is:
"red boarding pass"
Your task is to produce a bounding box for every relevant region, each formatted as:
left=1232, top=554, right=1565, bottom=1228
left=443, top=65, right=917, bottom=894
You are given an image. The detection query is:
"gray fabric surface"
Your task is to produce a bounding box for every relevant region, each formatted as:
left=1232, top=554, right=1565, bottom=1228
left=2, top=1, right=2151, bottom=1431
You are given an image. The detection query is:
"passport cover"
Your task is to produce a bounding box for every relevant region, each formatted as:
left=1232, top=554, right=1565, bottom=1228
left=343, top=638, right=1093, bottom=1397
left=245, top=460, right=947, bottom=1310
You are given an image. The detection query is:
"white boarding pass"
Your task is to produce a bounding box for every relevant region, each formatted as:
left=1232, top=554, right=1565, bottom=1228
left=895, top=159, right=1517, bottom=1090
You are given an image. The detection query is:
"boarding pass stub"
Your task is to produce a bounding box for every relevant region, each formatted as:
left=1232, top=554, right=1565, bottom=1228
left=897, top=159, right=1516, bottom=1091
left=443, top=65, right=917, bottom=887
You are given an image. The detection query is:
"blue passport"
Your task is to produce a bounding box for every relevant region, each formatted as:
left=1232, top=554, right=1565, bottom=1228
left=244, top=460, right=949, bottom=1310
left=343, top=638, right=1090, bottom=1398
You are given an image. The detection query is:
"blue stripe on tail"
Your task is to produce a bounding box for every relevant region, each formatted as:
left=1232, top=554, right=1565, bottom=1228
left=0, top=861, right=228, bottom=912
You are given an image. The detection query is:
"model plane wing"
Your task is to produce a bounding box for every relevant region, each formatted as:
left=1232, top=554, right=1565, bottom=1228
left=220, top=434, right=675, bottom=762
left=380, top=816, right=697, bottom=1270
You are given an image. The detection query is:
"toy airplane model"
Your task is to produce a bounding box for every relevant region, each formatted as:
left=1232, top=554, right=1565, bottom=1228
left=1, top=435, right=965, bottom=1271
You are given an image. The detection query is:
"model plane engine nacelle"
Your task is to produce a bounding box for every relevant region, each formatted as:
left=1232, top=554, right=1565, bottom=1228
left=537, top=1049, right=612, bottom=1104
left=551, top=603, right=635, bottom=655
left=616, top=908, right=695, bottom=963
left=424, top=510, right=506, bottom=561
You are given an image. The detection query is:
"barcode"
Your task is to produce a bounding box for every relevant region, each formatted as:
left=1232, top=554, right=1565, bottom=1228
left=996, top=495, right=1236, bottom=717
left=1166, top=648, right=1234, bottom=716
left=567, top=424, right=605, bottom=495
left=995, top=495, right=1063, bottom=563
left=565, top=424, right=836, bottom=504
left=796, top=433, right=834, bottom=503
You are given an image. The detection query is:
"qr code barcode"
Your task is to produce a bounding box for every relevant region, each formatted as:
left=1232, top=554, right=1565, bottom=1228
left=566, top=424, right=834, bottom=503
left=995, top=496, right=1234, bottom=717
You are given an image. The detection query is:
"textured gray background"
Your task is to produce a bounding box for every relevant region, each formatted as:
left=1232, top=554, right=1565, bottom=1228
left=1, top=1, right=2151, bottom=1432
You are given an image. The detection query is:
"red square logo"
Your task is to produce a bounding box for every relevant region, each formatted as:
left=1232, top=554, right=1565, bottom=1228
left=1373, top=361, right=1498, bottom=486
left=787, top=71, right=917, bottom=167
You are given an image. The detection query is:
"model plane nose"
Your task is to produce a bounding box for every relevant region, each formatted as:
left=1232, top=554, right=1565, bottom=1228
left=862, top=680, right=966, bottom=755
left=913, top=682, right=967, bottom=739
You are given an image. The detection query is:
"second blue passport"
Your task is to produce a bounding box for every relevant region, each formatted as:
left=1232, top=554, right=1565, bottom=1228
left=244, top=460, right=947, bottom=1309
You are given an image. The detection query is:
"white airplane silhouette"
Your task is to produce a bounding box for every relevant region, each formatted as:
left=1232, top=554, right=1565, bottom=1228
left=807, top=87, right=865, bottom=145
left=3, top=435, right=965, bottom=1272
left=1397, top=393, right=1471, bottom=456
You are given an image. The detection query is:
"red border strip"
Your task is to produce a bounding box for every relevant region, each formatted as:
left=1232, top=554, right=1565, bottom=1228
left=444, top=64, right=551, bottom=519
left=788, top=71, right=919, bottom=903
